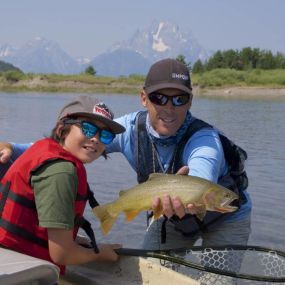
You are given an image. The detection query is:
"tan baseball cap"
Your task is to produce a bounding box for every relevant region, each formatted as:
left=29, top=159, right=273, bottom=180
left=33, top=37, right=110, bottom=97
left=58, top=95, right=125, bottom=134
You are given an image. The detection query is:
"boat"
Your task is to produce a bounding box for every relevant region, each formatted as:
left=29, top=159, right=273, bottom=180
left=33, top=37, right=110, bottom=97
left=0, top=247, right=199, bottom=285
left=0, top=247, right=59, bottom=285
left=61, top=256, right=200, bottom=285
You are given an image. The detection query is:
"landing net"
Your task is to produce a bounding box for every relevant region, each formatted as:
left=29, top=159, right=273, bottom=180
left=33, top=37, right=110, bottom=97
left=117, top=245, right=285, bottom=284
left=163, top=245, right=285, bottom=284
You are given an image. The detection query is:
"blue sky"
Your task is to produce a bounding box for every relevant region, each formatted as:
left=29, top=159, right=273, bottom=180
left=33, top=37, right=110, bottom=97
left=1, top=0, right=284, bottom=58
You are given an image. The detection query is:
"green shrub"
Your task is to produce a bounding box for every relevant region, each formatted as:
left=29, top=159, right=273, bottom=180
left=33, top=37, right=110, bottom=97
left=195, top=68, right=285, bottom=88
left=196, top=69, right=245, bottom=87
left=3, top=70, right=25, bottom=82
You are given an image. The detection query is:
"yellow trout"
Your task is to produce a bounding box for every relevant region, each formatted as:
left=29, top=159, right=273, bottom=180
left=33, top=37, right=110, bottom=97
left=93, top=173, right=238, bottom=235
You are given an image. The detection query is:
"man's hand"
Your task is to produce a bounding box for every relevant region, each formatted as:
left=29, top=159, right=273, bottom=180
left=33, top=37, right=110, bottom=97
left=0, top=142, right=13, bottom=164
left=151, top=167, right=199, bottom=219
left=162, top=195, right=185, bottom=219
left=176, top=166, right=189, bottom=175
left=152, top=195, right=200, bottom=219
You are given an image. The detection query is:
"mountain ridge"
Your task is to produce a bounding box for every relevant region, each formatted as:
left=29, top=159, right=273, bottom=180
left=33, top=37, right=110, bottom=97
left=0, top=21, right=210, bottom=76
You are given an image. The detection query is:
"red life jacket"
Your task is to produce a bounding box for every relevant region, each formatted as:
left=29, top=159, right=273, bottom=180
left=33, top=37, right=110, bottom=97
left=0, top=138, right=88, bottom=274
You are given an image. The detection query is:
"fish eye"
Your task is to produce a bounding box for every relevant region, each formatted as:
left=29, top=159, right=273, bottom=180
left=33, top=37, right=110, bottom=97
left=225, top=192, right=231, bottom=198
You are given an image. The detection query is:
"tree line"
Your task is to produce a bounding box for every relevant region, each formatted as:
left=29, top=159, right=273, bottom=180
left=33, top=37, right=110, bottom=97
left=191, top=47, right=285, bottom=74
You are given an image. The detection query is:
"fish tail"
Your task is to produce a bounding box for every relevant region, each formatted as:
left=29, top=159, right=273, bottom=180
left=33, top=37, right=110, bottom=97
left=92, top=205, right=118, bottom=235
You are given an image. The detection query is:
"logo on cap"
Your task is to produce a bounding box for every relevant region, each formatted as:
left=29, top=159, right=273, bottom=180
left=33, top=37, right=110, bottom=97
left=172, top=73, right=189, bottom=81
left=93, top=103, right=113, bottom=119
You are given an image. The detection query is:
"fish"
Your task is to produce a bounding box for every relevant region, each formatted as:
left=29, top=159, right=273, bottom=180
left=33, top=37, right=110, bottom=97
left=93, top=173, right=239, bottom=235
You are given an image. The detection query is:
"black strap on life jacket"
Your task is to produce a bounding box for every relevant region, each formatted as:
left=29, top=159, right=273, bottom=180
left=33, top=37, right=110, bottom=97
left=77, top=184, right=100, bottom=253
left=74, top=215, right=99, bottom=253
left=0, top=218, right=49, bottom=248
left=161, top=216, right=168, bottom=244
left=87, top=184, right=100, bottom=208
left=0, top=181, right=36, bottom=213
left=0, top=181, right=48, bottom=248
left=0, top=181, right=11, bottom=218
left=74, top=184, right=100, bottom=253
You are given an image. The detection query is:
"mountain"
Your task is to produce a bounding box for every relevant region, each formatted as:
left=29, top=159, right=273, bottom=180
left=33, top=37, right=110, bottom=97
left=0, top=60, right=22, bottom=72
left=0, top=38, right=81, bottom=74
left=89, top=48, right=151, bottom=77
left=90, top=20, right=211, bottom=76
left=120, top=20, right=210, bottom=63
left=0, top=21, right=211, bottom=76
left=0, top=44, right=18, bottom=58
left=76, top=56, right=91, bottom=66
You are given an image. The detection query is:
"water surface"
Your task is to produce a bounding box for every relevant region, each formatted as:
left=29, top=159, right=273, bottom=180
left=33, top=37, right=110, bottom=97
left=1, top=92, right=284, bottom=252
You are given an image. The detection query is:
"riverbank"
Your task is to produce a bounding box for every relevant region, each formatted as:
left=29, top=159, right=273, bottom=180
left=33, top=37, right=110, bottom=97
left=0, top=75, right=142, bottom=94
left=1, top=75, right=285, bottom=101
left=194, top=86, right=285, bottom=101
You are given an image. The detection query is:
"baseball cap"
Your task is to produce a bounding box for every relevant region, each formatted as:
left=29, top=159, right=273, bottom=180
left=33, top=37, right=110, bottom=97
left=58, top=95, right=125, bottom=134
left=144, top=58, right=192, bottom=95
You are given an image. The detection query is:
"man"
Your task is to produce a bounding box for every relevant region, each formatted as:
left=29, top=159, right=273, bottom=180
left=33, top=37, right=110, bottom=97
left=107, top=58, right=251, bottom=250
left=0, top=58, right=251, bottom=251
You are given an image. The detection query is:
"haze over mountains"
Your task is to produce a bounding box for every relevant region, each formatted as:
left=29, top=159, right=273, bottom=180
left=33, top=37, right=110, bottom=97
left=0, top=21, right=211, bottom=76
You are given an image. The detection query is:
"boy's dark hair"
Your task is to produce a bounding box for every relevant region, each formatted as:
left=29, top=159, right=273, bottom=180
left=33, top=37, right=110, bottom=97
left=49, top=119, right=107, bottom=159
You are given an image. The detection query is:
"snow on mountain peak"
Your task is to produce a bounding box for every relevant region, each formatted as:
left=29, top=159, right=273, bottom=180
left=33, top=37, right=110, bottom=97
left=0, top=43, right=19, bottom=58
left=152, top=22, right=170, bottom=52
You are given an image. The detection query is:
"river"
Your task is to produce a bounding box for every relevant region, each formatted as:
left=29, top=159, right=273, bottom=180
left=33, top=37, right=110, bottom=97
left=0, top=92, right=284, bottom=253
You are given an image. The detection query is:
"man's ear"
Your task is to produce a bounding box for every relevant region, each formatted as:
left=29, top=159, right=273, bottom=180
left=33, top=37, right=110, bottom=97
left=140, top=89, right=147, bottom=107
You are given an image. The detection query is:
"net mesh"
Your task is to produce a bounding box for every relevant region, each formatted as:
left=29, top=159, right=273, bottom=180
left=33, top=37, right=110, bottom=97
left=161, top=247, right=285, bottom=285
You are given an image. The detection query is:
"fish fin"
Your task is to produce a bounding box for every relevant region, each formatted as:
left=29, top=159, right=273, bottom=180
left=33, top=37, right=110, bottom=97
left=153, top=205, right=163, bottom=220
left=92, top=205, right=118, bottom=235
left=195, top=205, right=207, bottom=221
left=125, top=210, right=140, bottom=221
left=119, top=190, right=127, bottom=196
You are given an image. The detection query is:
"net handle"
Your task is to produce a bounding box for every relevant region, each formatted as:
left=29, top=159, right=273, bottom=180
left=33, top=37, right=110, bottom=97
left=115, top=245, right=285, bottom=282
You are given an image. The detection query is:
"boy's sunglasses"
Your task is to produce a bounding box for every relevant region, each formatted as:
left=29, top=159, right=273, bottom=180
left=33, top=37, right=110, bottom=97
left=64, top=119, right=115, bottom=145
left=148, top=92, right=190, bottom=107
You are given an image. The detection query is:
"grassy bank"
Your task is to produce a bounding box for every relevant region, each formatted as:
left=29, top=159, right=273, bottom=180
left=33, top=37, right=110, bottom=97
left=0, top=72, right=145, bottom=94
left=195, top=69, right=285, bottom=88
left=1, top=69, right=285, bottom=98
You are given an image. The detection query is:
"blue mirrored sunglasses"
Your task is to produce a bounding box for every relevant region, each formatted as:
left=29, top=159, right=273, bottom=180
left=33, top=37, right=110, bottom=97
left=64, top=119, right=115, bottom=145
left=148, top=92, right=190, bottom=107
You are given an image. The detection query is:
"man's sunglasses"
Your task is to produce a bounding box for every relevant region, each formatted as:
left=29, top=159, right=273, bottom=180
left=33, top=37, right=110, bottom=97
left=64, top=119, right=115, bottom=145
left=148, top=92, right=190, bottom=107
